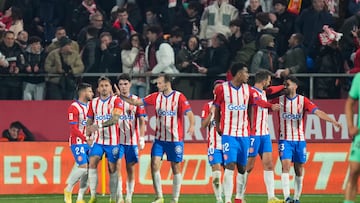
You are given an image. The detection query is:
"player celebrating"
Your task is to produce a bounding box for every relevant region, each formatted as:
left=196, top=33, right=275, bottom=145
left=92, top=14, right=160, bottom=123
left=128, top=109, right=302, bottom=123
left=64, top=83, right=94, bottom=203
left=120, top=74, right=195, bottom=203
left=344, top=73, right=360, bottom=203
left=114, top=73, right=146, bottom=203
left=87, top=76, right=124, bottom=203
left=201, top=79, right=225, bottom=203
left=272, top=76, right=341, bottom=203
left=238, top=70, right=284, bottom=203
left=214, top=63, right=280, bottom=203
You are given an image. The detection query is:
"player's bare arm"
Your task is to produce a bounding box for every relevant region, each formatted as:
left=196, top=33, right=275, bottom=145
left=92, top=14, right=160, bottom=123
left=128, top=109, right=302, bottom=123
left=186, top=110, right=195, bottom=135
left=138, top=116, right=146, bottom=150
left=120, top=95, right=144, bottom=106
left=345, top=96, right=359, bottom=137
left=314, top=109, right=342, bottom=129
left=201, top=106, right=215, bottom=128
left=86, top=118, right=96, bottom=136
left=99, top=108, right=122, bottom=128
left=214, top=106, right=222, bottom=135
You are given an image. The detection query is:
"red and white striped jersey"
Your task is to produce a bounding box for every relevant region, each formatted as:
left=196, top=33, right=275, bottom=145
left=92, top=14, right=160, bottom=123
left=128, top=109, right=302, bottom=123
left=87, top=96, right=124, bottom=145
left=68, top=100, right=88, bottom=145
left=118, top=95, right=146, bottom=145
left=201, top=101, right=222, bottom=150
left=250, top=87, right=269, bottom=136
left=143, top=90, right=191, bottom=142
left=273, top=95, right=318, bottom=141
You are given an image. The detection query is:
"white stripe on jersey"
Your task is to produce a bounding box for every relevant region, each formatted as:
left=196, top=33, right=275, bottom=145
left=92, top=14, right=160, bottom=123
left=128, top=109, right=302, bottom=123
left=91, top=96, right=119, bottom=145
left=279, top=95, right=305, bottom=141
left=206, top=101, right=222, bottom=150
left=155, top=91, right=181, bottom=142
left=251, top=87, right=269, bottom=136
left=222, top=83, right=250, bottom=137
left=118, top=95, right=140, bottom=145
left=69, top=101, right=88, bottom=145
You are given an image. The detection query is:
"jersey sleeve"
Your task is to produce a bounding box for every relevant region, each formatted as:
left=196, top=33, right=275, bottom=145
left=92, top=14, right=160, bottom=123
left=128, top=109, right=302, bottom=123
left=266, top=85, right=284, bottom=95
left=87, top=100, right=94, bottom=119
left=269, top=97, right=279, bottom=104
left=213, top=85, right=224, bottom=107
left=68, top=105, right=79, bottom=124
left=304, top=97, right=318, bottom=113
left=201, top=103, right=210, bottom=119
left=178, top=93, right=192, bottom=114
left=114, top=97, right=124, bottom=115
left=143, top=92, right=158, bottom=106
left=136, top=104, right=147, bottom=117
left=349, top=73, right=360, bottom=99
left=249, top=87, right=272, bottom=108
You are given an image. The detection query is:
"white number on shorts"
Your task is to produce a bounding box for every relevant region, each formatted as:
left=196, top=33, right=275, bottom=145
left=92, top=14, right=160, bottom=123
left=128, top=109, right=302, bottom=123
left=208, top=147, right=215, bottom=155
left=250, top=138, right=255, bottom=146
left=75, top=146, right=85, bottom=155
left=279, top=144, right=285, bottom=151
left=222, top=143, right=230, bottom=152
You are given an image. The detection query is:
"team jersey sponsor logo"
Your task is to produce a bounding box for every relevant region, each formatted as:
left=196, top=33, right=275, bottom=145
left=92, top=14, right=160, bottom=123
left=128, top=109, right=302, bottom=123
left=210, top=120, right=216, bottom=126
left=281, top=113, right=303, bottom=120
left=157, top=110, right=176, bottom=116
left=119, top=114, right=135, bottom=120
left=95, top=114, right=112, bottom=120
left=227, top=104, right=247, bottom=111
left=80, top=120, right=87, bottom=125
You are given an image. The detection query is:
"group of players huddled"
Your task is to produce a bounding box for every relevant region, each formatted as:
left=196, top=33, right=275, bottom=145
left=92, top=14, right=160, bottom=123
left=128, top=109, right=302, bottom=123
left=64, top=63, right=341, bottom=203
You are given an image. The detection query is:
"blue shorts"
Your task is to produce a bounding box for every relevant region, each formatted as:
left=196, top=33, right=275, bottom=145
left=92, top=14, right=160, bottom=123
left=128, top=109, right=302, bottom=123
left=89, top=143, right=122, bottom=163
left=119, top=144, right=139, bottom=163
left=70, top=144, right=89, bottom=165
left=208, top=148, right=223, bottom=166
left=222, top=135, right=250, bottom=166
left=248, top=135, right=273, bottom=157
left=278, top=140, right=307, bottom=163
left=151, top=139, right=184, bottom=163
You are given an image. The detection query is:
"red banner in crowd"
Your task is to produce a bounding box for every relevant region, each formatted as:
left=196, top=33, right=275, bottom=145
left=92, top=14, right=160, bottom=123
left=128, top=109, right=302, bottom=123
left=0, top=142, right=352, bottom=194
left=0, top=100, right=353, bottom=142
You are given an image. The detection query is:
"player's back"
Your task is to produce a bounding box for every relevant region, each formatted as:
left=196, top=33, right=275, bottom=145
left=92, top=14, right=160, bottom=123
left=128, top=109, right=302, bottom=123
left=250, top=87, right=269, bottom=136
left=202, top=101, right=222, bottom=150
left=68, top=101, right=88, bottom=145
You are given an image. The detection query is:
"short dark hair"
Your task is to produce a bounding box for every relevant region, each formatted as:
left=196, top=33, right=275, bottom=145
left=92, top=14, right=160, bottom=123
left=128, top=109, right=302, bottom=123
left=256, top=12, right=270, bottom=26
left=77, top=83, right=92, bottom=94
left=10, top=121, right=22, bottom=129
left=117, top=7, right=127, bottom=14
left=100, top=32, right=112, bottom=40
left=86, top=26, right=98, bottom=38
left=147, top=25, right=163, bottom=35
left=255, top=70, right=273, bottom=83
left=56, top=26, right=66, bottom=32
left=170, top=27, right=184, bottom=38
left=159, top=74, right=172, bottom=83
left=28, top=36, right=42, bottom=44
left=229, top=19, right=242, bottom=27
left=230, top=63, right=247, bottom=77
left=118, top=73, right=131, bottom=82
left=98, top=76, right=112, bottom=85
left=285, top=75, right=300, bottom=85
left=293, top=33, right=304, bottom=44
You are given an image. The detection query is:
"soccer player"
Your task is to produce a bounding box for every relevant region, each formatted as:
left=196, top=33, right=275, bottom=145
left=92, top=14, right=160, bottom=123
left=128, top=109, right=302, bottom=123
left=114, top=73, right=146, bottom=203
left=64, top=83, right=94, bottom=203
left=201, top=79, right=225, bottom=203
left=239, top=70, right=284, bottom=203
left=344, top=73, right=360, bottom=203
left=213, top=63, right=280, bottom=203
left=86, top=76, right=124, bottom=203
left=119, top=74, right=195, bottom=203
left=272, top=76, right=341, bottom=203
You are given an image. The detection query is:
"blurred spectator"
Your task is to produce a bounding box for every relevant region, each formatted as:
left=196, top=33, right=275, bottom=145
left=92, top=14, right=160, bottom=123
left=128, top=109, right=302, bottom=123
left=270, top=0, right=296, bottom=56
left=255, top=12, right=279, bottom=45
left=228, top=19, right=243, bottom=62
left=112, top=7, right=136, bottom=39
left=81, top=26, right=101, bottom=73
left=121, top=33, right=147, bottom=98
left=295, top=0, right=334, bottom=58
left=165, top=27, right=184, bottom=58
left=47, top=26, right=80, bottom=53
left=230, top=31, right=257, bottom=68
left=250, top=34, right=279, bottom=73
left=99, top=32, right=122, bottom=73
left=200, top=0, right=239, bottom=41
left=142, top=7, right=161, bottom=39
left=22, top=36, right=47, bottom=100
left=45, top=36, right=84, bottom=99
left=0, top=121, right=35, bottom=141
left=339, top=12, right=360, bottom=66
left=348, top=0, right=360, bottom=16
left=174, top=1, right=202, bottom=39
left=0, top=30, right=24, bottom=100
left=95, top=0, right=116, bottom=16
left=1, top=6, right=24, bottom=37
left=241, top=0, right=263, bottom=36
left=349, top=29, right=360, bottom=73
left=16, top=30, right=28, bottom=51
left=124, top=2, right=143, bottom=33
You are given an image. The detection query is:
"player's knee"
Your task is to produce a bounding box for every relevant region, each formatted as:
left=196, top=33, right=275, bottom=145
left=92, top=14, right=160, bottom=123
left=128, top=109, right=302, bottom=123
left=225, top=162, right=236, bottom=170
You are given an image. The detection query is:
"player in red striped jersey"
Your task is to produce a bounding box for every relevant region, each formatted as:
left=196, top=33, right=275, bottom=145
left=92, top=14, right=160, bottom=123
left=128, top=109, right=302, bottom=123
left=86, top=76, right=124, bottom=203
left=272, top=76, right=341, bottom=203
left=64, top=83, right=94, bottom=203
left=201, top=80, right=225, bottom=203
left=120, top=74, right=195, bottom=203
left=213, top=63, right=281, bottom=203
left=238, top=70, right=284, bottom=203
left=114, top=73, right=146, bottom=203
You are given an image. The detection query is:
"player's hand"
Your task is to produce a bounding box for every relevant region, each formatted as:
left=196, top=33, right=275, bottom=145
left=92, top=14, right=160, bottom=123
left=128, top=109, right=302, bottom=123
left=87, top=125, right=98, bottom=133
left=216, top=125, right=223, bottom=136
left=86, top=136, right=94, bottom=146
left=113, top=84, right=121, bottom=96
left=349, top=126, right=359, bottom=138
left=271, top=104, right=281, bottom=111
left=187, top=125, right=194, bottom=136
left=139, top=136, right=145, bottom=150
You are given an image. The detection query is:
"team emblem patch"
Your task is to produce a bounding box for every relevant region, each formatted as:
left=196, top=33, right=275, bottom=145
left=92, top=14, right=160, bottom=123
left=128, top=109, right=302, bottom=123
left=77, top=156, right=83, bottom=162
left=223, top=154, right=228, bottom=160
left=249, top=147, right=254, bottom=153
left=209, top=155, right=214, bottom=161
left=112, top=147, right=119, bottom=156
left=175, top=145, right=183, bottom=155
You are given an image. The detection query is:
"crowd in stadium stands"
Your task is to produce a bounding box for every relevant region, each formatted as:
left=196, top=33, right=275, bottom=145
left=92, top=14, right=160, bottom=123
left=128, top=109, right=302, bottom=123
left=0, top=0, right=357, bottom=100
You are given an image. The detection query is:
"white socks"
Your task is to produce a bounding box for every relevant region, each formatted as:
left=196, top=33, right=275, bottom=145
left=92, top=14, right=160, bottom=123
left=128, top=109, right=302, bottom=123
left=66, top=167, right=87, bottom=192
left=88, top=168, right=98, bottom=197
left=109, top=172, right=118, bottom=201
left=77, top=172, right=89, bottom=200
left=235, top=173, right=245, bottom=199
left=264, top=170, right=275, bottom=199
left=153, top=171, right=163, bottom=198
left=294, top=176, right=303, bottom=200
left=212, top=170, right=222, bottom=201
left=281, top=173, right=290, bottom=200
left=173, top=174, right=182, bottom=201
left=223, top=169, right=234, bottom=202
left=126, top=179, right=135, bottom=200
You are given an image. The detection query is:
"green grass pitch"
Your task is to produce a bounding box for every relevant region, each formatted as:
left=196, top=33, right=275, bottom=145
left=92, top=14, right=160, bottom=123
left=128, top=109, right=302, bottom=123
left=0, top=194, right=345, bottom=203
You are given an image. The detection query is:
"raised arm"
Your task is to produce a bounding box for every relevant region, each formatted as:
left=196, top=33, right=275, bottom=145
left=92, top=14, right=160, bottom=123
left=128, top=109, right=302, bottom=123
left=314, top=109, right=341, bottom=129
left=345, top=96, right=359, bottom=137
